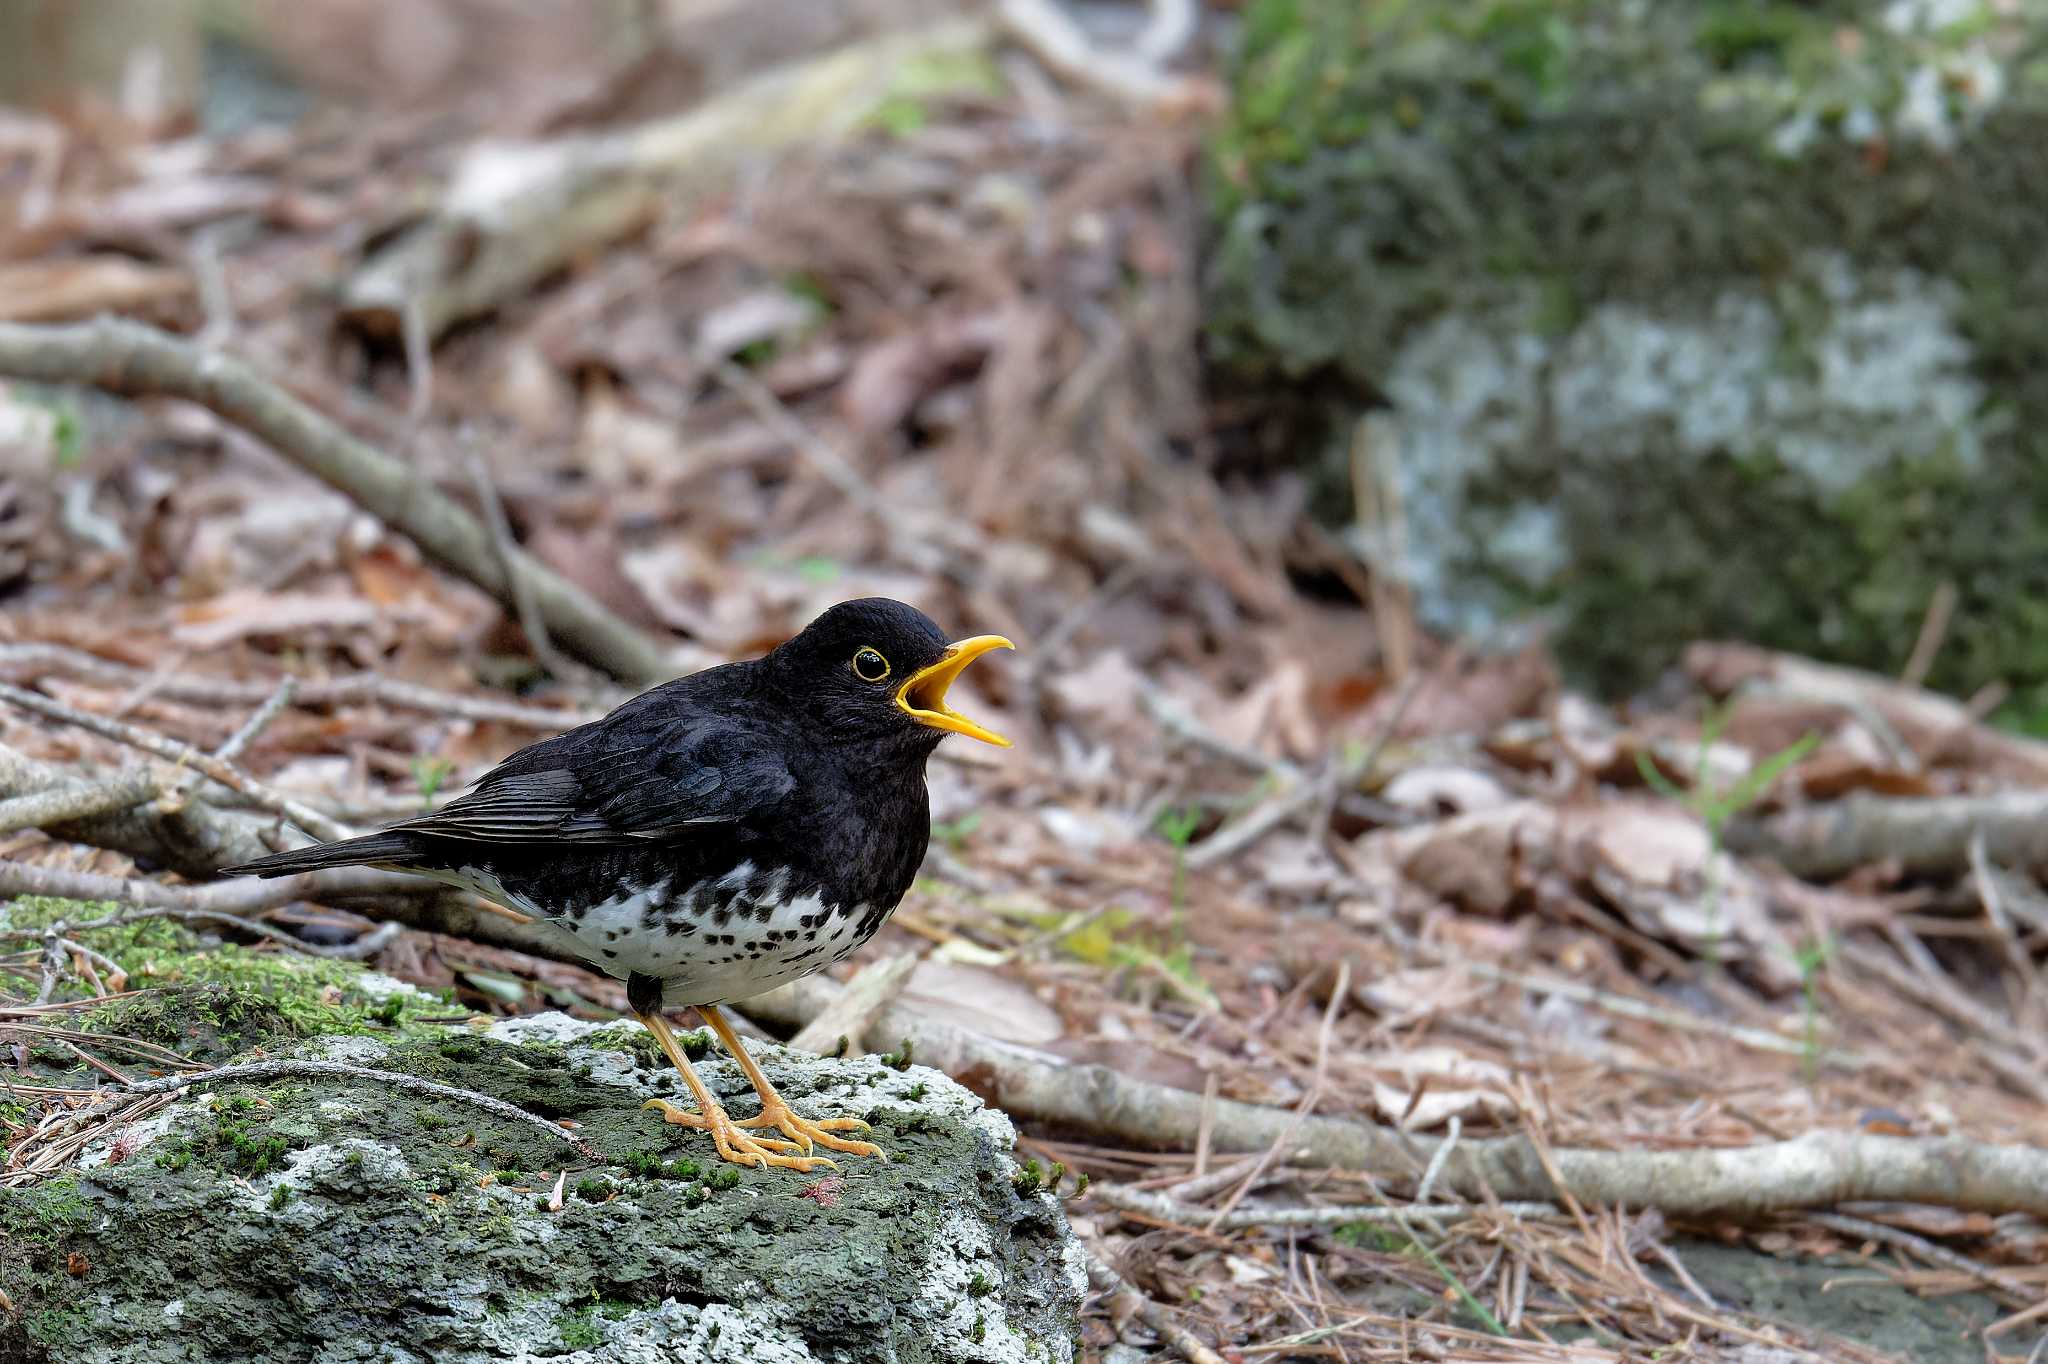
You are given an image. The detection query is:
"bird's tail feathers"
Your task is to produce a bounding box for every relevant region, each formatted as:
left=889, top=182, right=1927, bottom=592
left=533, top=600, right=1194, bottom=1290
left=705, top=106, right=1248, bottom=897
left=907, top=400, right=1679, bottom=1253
left=219, top=832, right=418, bottom=879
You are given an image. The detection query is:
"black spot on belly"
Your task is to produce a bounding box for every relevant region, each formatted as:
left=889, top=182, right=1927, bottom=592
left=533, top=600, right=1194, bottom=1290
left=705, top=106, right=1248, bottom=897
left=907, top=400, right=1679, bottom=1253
left=602, top=949, right=618, bottom=959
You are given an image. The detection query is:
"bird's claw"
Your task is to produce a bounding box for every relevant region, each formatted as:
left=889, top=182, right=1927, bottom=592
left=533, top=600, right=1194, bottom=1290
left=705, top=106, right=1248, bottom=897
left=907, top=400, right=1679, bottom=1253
left=640, top=1097, right=834, bottom=1170
left=737, top=1102, right=885, bottom=1162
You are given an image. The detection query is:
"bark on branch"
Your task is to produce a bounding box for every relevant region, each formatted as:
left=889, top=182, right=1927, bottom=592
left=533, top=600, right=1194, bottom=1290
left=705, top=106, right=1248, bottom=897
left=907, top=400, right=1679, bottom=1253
left=746, top=976, right=2048, bottom=1219
left=1726, top=791, right=2048, bottom=879
left=0, top=316, right=677, bottom=684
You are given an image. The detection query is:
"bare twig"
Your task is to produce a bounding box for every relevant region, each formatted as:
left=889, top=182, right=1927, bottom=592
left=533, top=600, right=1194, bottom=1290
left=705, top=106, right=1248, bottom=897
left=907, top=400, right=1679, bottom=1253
left=0, top=317, right=677, bottom=682
left=1898, top=581, right=1958, bottom=691
left=211, top=678, right=297, bottom=763
left=1807, top=1211, right=2036, bottom=1308
left=1186, top=677, right=1420, bottom=869
left=1091, top=1181, right=1563, bottom=1233
left=0, top=858, right=555, bottom=964
left=1209, top=961, right=1348, bottom=1227
left=0, top=680, right=353, bottom=842
left=0, top=642, right=603, bottom=729
left=108, top=1059, right=601, bottom=1160
left=1969, top=831, right=2041, bottom=1018
left=1088, top=1252, right=1227, bottom=1364
left=465, top=450, right=588, bottom=685
left=1451, top=958, right=1874, bottom=1069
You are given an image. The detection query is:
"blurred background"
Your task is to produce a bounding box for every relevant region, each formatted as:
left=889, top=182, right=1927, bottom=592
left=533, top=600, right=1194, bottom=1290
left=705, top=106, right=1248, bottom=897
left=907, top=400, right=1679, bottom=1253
left=5, top=2, right=2048, bottom=1360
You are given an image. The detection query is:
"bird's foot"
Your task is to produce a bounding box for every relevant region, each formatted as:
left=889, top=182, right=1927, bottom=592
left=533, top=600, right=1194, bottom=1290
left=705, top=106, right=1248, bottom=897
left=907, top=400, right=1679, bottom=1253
left=734, top=1101, right=886, bottom=1162
left=640, top=1098, right=832, bottom=1171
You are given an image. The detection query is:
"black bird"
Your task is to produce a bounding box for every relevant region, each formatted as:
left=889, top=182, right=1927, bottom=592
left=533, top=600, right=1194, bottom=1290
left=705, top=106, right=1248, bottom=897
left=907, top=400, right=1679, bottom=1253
left=224, top=598, right=1013, bottom=1170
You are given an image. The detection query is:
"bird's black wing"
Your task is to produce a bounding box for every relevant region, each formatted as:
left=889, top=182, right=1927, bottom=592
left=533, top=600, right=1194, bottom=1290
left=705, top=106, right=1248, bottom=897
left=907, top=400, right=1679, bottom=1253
left=396, top=703, right=796, bottom=845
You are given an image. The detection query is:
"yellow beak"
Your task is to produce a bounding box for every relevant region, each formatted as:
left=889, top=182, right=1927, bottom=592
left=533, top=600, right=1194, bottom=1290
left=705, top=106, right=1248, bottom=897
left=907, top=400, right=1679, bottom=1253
left=896, top=635, right=1015, bottom=747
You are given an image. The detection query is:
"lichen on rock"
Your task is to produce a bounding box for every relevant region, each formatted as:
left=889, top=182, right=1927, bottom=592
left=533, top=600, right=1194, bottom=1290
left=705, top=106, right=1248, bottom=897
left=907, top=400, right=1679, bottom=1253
left=1207, top=0, right=2048, bottom=708
left=0, top=901, right=1084, bottom=1363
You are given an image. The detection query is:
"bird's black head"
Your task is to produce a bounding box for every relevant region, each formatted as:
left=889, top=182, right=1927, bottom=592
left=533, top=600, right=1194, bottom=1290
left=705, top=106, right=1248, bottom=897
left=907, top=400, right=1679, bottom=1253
left=760, top=598, right=1013, bottom=756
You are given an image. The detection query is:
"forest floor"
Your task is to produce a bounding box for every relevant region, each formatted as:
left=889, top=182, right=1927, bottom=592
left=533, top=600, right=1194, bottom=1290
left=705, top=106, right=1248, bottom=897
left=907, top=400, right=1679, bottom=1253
left=1, top=9, right=2045, bottom=1361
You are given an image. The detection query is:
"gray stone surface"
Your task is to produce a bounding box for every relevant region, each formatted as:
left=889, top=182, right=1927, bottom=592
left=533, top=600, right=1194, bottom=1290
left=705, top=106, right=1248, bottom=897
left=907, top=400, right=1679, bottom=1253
left=1, top=1015, right=1084, bottom=1364
left=1208, top=0, right=2048, bottom=707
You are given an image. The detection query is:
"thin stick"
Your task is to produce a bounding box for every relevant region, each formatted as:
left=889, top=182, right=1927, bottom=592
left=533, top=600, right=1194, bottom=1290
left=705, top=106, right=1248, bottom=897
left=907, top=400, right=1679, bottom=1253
left=1806, top=1211, right=2035, bottom=1308
left=1208, top=961, right=1348, bottom=1227
left=1968, top=830, right=2041, bottom=1017
left=0, top=681, right=353, bottom=843
left=109, top=1059, right=600, bottom=1159
left=1451, top=958, right=1874, bottom=1069
left=211, top=678, right=297, bottom=763
left=1086, top=1253, right=1227, bottom=1364
left=1091, top=1181, right=1563, bottom=1233
left=465, top=449, right=586, bottom=685
left=0, top=642, right=604, bottom=728
left=1186, top=678, right=1420, bottom=869
left=1898, top=580, right=1957, bottom=691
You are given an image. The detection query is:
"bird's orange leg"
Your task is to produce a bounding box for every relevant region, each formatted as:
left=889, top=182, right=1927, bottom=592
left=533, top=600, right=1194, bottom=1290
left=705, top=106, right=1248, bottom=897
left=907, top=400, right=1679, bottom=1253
left=635, top=1010, right=822, bottom=1171
left=699, top=1006, right=885, bottom=1162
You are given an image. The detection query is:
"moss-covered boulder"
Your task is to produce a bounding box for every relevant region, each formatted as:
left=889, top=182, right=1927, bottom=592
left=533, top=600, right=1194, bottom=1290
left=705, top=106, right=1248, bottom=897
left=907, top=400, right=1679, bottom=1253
left=0, top=899, right=1083, bottom=1363
left=1, top=1016, right=1084, bottom=1364
left=1208, top=0, right=2048, bottom=707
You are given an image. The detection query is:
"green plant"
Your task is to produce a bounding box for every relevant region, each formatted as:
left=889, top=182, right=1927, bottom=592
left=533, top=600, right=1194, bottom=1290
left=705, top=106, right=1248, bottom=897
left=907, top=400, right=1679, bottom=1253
left=1791, top=933, right=1835, bottom=1083
left=411, top=756, right=455, bottom=810
left=931, top=811, right=982, bottom=850
left=1636, top=708, right=1818, bottom=967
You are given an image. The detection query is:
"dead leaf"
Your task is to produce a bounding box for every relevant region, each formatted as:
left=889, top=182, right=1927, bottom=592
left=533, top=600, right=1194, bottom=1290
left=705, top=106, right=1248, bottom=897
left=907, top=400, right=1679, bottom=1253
left=901, top=959, right=1063, bottom=1047
left=1367, top=1046, right=1513, bottom=1129
left=173, top=590, right=379, bottom=648
left=1363, top=802, right=1559, bottom=915
left=1381, top=764, right=1512, bottom=816
left=0, top=257, right=189, bottom=323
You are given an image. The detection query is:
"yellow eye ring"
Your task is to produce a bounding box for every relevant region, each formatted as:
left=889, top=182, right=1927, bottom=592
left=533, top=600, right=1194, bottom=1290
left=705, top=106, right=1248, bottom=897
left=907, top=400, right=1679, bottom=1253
left=851, top=647, right=891, bottom=682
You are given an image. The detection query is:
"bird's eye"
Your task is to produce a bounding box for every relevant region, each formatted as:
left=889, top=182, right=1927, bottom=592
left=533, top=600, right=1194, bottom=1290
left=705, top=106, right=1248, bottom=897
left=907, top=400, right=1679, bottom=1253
left=851, top=647, right=891, bottom=682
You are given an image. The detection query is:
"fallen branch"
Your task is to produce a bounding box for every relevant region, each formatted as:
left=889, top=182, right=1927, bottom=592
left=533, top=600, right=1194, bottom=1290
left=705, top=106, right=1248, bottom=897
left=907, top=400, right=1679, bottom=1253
left=0, top=854, right=563, bottom=964
left=0, top=317, right=677, bottom=683
left=344, top=22, right=993, bottom=342
left=0, top=862, right=407, bottom=961
left=1804, top=1211, right=2036, bottom=1309
left=1726, top=790, right=2048, bottom=879
left=0, top=769, right=160, bottom=835
left=743, top=975, right=2048, bottom=1217
left=0, top=680, right=353, bottom=843
left=996, top=0, right=1219, bottom=112
left=1689, top=642, right=2048, bottom=783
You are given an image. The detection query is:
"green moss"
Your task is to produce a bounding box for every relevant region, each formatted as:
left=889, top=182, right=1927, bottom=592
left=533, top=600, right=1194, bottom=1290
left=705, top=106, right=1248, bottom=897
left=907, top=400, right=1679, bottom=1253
left=621, top=1150, right=701, bottom=1181
left=558, top=1304, right=605, bottom=1349
left=24, top=1305, right=88, bottom=1350
left=1207, top=0, right=2048, bottom=698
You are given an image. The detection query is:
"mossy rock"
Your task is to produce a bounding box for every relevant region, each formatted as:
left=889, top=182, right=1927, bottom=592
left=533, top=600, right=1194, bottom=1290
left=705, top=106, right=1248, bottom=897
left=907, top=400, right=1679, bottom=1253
left=0, top=1015, right=1084, bottom=1363
left=1207, top=0, right=2048, bottom=710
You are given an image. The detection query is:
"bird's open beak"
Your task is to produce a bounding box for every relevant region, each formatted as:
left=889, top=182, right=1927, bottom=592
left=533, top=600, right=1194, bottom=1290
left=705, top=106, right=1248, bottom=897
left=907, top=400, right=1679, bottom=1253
left=897, top=635, right=1014, bottom=747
